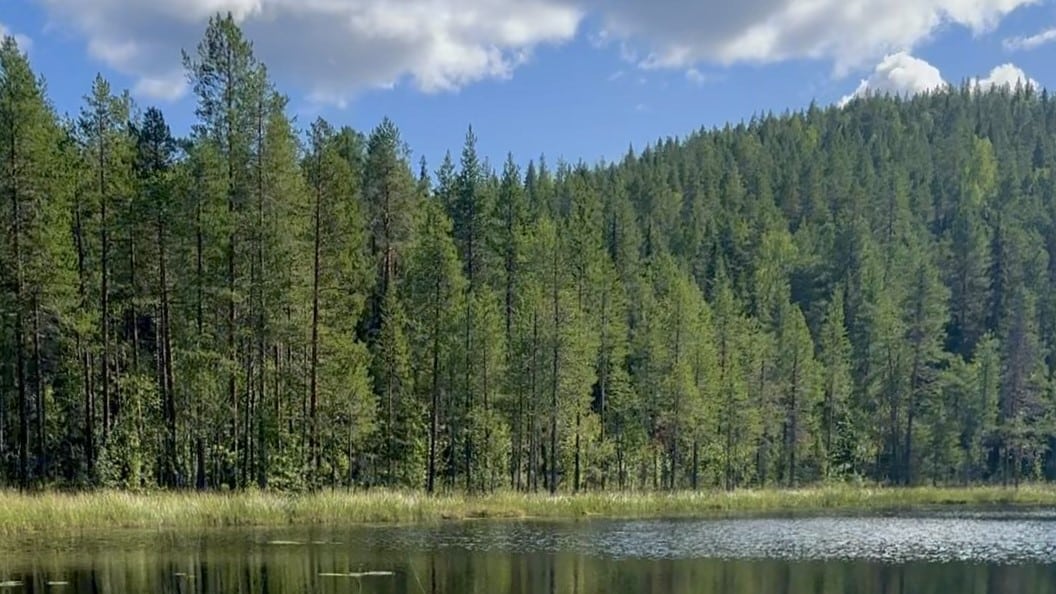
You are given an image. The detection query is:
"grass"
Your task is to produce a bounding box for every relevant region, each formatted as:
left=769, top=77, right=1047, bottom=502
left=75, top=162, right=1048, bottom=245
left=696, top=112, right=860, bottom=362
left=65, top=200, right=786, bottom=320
left=0, top=484, right=1053, bottom=538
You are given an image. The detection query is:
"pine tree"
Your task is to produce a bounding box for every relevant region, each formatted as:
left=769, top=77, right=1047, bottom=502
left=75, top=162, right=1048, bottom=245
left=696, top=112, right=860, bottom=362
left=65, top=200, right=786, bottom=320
left=775, top=301, right=818, bottom=486
left=77, top=75, right=136, bottom=469
left=132, top=107, right=179, bottom=486
left=253, top=93, right=308, bottom=486
left=363, top=118, right=416, bottom=335
left=404, top=199, right=465, bottom=492
left=816, top=287, right=853, bottom=477
left=304, top=119, right=373, bottom=488
left=373, top=285, right=419, bottom=486
left=0, top=37, right=76, bottom=488
left=9, top=15, right=1056, bottom=490
left=998, top=289, right=1047, bottom=485
left=712, top=273, right=753, bottom=490
left=864, top=276, right=907, bottom=483
left=965, top=335, right=1001, bottom=482
left=182, top=13, right=268, bottom=487
left=946, top=137, right=994, bottom=357
left=900, top=243, right=949, bottom=484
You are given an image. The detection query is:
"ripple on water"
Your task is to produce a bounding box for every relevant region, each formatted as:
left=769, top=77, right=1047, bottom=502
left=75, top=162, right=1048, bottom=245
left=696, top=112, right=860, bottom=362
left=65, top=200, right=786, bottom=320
left=576, top=514, right=1056, bottom=563
left=343, top=511, right=1056, bottom=565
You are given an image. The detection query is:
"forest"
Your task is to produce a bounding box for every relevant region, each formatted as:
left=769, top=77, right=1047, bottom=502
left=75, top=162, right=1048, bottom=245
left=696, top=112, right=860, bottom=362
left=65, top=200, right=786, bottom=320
left=1, top=14, right=1054, bottom=493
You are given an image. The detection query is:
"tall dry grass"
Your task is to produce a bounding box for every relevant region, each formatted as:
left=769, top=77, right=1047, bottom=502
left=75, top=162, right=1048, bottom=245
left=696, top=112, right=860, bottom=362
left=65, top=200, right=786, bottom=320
left=0, top=484, right=1051, bottom=537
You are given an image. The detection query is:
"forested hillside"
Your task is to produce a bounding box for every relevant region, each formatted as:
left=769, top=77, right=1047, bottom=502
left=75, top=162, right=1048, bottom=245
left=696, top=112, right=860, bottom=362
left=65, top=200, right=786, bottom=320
left=1, top=16, right=1054, bottom=493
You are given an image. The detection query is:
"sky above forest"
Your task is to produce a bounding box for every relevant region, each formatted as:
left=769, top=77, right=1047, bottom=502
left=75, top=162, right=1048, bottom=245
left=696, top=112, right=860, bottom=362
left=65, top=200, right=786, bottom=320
left=2, top=0, right=1054, bottom=168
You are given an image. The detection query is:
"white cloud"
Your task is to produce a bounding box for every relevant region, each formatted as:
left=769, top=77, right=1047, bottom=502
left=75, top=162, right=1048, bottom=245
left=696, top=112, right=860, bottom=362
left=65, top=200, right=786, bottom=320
left=840, top=55, right=1039, bottom=106
left=1003, top=27, right=1056, bottom=51
left=839, top=52, right=946, bottom=106
left=970, top=63, right=1038, bottom=90
left=32, top=0, right=1042, bottom=105
left=0, top=21, right=33, bottom=51
left=592, top=0, right=1037, bottom=74
left=38, top=0, right=582, bottom=103
left=685, top=68, right=709, bottom=85
left=132, top=71, right=188, bottom=101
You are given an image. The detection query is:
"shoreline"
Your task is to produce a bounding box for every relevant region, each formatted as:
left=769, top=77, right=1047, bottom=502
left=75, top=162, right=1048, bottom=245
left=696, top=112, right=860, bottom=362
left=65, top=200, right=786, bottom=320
left=0, top=485, right=1053, bottom=537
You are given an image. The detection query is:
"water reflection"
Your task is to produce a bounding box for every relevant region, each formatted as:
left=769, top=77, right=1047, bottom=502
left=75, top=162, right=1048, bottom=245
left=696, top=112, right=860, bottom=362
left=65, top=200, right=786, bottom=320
left=3, top=516, right=1056, bottom=594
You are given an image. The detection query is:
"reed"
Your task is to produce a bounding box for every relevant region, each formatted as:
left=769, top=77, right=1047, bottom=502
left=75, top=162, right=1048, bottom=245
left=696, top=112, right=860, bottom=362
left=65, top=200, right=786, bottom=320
left=0, top=485, right=1052, bottom=537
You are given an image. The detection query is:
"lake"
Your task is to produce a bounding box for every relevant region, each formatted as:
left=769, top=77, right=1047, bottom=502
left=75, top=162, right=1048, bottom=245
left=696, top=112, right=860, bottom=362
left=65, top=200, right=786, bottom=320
left=2, top=510, right=1056, bottom=593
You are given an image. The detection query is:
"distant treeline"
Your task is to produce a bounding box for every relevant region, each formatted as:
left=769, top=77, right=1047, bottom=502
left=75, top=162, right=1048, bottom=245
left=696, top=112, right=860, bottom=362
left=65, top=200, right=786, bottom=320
left=0, top=14, right=1054, bottom=492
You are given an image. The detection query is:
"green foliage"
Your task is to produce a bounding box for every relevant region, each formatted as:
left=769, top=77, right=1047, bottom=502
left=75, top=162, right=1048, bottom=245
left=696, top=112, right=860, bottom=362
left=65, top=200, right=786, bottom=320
left=4, top=19, right=1056, bottom=493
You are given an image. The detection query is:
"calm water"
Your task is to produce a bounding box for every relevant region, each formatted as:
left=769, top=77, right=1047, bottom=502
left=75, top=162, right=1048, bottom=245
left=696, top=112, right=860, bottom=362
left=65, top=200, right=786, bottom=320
left=3, top=510, right=1056, bottom=593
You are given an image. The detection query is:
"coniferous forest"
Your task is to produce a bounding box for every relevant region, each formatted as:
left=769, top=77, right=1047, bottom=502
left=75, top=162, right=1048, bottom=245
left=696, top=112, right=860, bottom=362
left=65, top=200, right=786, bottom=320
left=1, top=15, right=1055, bottom=493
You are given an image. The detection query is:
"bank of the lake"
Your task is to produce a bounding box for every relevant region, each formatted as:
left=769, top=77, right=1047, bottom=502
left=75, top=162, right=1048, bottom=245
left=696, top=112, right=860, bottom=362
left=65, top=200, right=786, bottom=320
left=1, top=485, right=1054, bottom=537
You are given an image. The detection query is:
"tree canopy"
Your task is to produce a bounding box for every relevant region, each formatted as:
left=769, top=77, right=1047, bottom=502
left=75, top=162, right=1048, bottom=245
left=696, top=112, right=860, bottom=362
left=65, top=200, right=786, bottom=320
left=1, top=18, right=1055, bottom=491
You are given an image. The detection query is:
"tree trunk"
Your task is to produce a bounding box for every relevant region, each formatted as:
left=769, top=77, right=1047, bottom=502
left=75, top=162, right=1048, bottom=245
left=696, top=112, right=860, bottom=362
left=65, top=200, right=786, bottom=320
left=15, top=302, right=27, bottom=491
left=74, top=188, right=94, bottom=477
left=550, top=252, right=559, bottom=495
left=309, top=171, right=322, bottom=486
left=129, top=209, right=139, bottom=374
left=11, top=157, right=28, bottom=491
left=33, top=297, right=45, bottom=482
left=504, top=201, right=518, bottom=491
left=225, top=51, right=240, bottom=490
left=252, top=93, right=267, bottom=490
left=482, top=323, right=491, bottom=492
left=692, top=440, right=699, bottom=490
left=824, top=380, right=834, bottom=477
left=788, top=353, right=799, bottom=488
left=574, top=412, right=581, bottom=492
left=529, top=310, right=538, bottom=493
left=463, top=292, right=473, bottom=493
left=227, top=220, right=238, bottom=488
left=904, top=355, right=921, bottom=486
left=100, top=141, right=111, bottom=442
left=427, top=277, right=441, bottom=494
left=194, top=173, right=205, bottom=491
left=599, top=290, right=608, bottom=490
left=158, top=216, right=177, bottom=487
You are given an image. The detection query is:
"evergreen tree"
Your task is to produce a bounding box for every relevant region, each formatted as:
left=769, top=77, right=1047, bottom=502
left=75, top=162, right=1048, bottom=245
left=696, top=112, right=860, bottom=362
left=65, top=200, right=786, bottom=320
left=775, top=301, right=818, bottom=486
left=0, top=37, right=75, bottom=488
left=900, top=243, right=950, bottom=484
left=7, top=16, right=1056, bottom=491
left=817, top=288, right=853, bottom=476
left=998, top=289, right=1047, bottom=485
left=304, top=119, right=373, bottom=488
left=182, top=12, right=268, bottom=487
left=363, top=118, right=416, bottom=334
left=404, top=199, right=465, bottom=492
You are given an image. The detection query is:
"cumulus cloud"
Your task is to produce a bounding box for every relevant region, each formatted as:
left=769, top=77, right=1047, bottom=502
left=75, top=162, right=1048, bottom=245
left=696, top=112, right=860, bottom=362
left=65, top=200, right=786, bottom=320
left=840, top=54, right=1038, bottom=106
left=1003, top=27, right=1056, bottom=51
left=38, top=0, right=582, bottom=102
left=685, top=68, right=711, bottom=85
left=0, top=21, right=33, bottom=51
left=33, top=0, right=1041, bottom=104
left=839, top=52, right=946, bottom=105
left=132, top=71, right=188, bottom=102
left=970, top=63, right=1038, bottom=90
left=592, top=0, right=1037, bottom=74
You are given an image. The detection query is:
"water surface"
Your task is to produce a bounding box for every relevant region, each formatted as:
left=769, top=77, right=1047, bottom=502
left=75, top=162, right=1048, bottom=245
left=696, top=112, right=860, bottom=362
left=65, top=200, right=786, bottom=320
left=3, top=510, right=1055, bottom=593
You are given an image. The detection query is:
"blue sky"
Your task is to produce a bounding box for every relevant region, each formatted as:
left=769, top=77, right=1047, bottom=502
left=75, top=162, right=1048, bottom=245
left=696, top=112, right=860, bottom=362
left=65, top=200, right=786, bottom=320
left=2, top=0, right=1055, bottom=170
